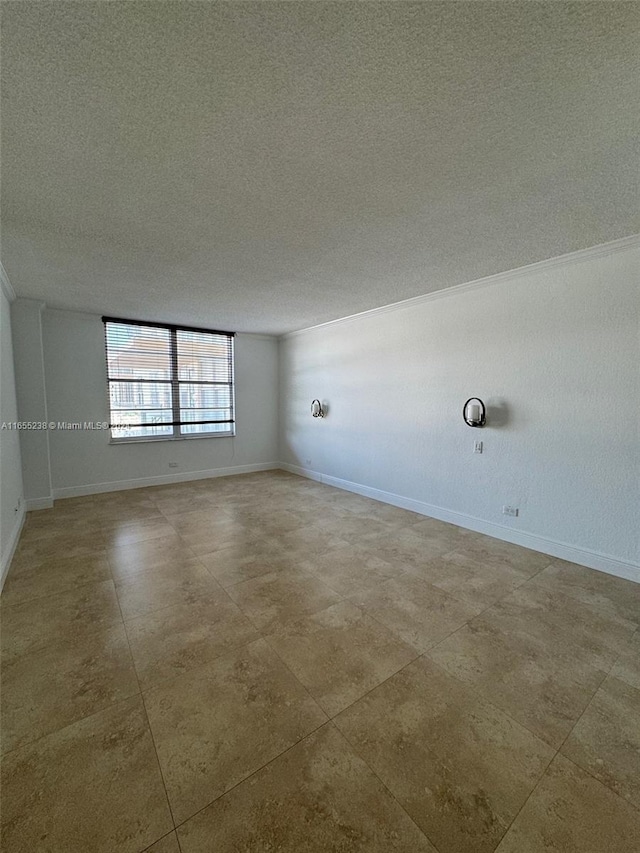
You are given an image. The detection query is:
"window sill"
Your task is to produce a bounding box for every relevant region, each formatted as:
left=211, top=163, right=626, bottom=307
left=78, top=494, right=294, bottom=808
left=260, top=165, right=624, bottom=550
left=109, top=431, right=235, bottom=445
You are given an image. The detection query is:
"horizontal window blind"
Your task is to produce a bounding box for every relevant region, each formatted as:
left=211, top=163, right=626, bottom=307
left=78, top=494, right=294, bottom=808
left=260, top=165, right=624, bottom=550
left=103, top=317, right=235, bottom=441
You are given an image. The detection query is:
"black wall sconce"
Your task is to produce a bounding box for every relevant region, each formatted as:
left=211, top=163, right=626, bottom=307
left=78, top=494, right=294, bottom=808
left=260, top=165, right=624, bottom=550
left=311, top=399, right=325, bottom=418
left=463, top=397, right=486, bottom=427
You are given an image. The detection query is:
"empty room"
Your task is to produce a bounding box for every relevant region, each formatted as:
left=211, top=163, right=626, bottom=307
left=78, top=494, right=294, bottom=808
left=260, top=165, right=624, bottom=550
left=0, top=2, right=638, bottom=852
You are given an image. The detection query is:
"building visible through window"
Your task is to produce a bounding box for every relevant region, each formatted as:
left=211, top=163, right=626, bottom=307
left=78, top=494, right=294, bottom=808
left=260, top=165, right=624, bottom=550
left=103, top=318, right=235, bottom=441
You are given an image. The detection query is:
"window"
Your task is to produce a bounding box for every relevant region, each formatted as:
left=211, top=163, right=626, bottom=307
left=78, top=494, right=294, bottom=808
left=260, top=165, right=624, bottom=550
left=103, top=317, right=235, bottom=441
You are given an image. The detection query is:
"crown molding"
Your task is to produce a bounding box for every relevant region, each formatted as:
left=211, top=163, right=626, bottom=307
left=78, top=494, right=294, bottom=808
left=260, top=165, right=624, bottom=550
left=281, top=233, right=640, bottom=339
left=43, top=306, right=278, bottom=338
left=45, top=306, right=101, bottom=321
left=237, top=332, right=279, bottom=341
left=0, top=263, right=16, bottom=303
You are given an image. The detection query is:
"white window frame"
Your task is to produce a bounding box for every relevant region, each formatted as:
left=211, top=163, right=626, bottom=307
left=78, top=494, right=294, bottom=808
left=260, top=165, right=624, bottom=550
left=103, top=317, right=236, bottom=443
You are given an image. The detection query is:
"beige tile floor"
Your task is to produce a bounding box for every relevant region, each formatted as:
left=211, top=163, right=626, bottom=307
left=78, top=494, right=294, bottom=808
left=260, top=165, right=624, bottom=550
left=1, top=470, right=639, bottom=852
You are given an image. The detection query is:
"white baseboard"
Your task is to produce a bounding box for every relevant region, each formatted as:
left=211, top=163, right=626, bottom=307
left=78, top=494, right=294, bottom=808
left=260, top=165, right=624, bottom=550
left=280, top=463, right=640, bottom=584
left=1, top=504, right=26, bottom=592
left=281, top=463, right=325, bottom=484
left=25, top=497, right=54, bottom=511
left=52, top=462, right=281, bottom=500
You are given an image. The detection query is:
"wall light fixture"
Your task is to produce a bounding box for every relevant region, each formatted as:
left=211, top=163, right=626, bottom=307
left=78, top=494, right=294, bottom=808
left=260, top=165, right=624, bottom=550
left=463, top=397, right=486, bottom=427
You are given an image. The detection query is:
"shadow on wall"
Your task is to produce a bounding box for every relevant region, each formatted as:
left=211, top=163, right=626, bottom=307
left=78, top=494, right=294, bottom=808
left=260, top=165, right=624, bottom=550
left=486, top=398, right=511, bottom=429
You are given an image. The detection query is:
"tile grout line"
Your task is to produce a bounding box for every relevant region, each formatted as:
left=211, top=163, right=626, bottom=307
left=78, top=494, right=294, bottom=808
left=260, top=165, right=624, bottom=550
left=0, top=691, right=144, bottom=761
left=254, top=601, right=425, bottom=719
left=0, top=524, right=578, bottom=763
left=330, top=648, right=558, bottom=853
left=169, top=717, right=333, bottom=840
left=4, top=473, right=638, bottom=849
left=421, top=630, right=608, bottom=758
left=109, top=545, right=181, bottom=841
left=328, top=713, right=445, bottom=853
left=558, top=752, right=640, bottom=816
left=547, top=633, right=640, bottom=810
left=114, top=552, right=235, bottom=627
left=440, top=624, right=628, bottom=850
left=136, top=583, right=426, bottom=837
left=0, top=559, right=111, bottom=608
left=140, top=829, right=182, bottom=853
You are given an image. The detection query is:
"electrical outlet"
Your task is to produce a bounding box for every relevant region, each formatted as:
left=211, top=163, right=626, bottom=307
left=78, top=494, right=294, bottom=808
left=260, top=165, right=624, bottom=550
left=473, top=440, right=483, bottom=454
left=169, top=462, right=178, bottom=468
left=502, top=505, right=519, bottom=517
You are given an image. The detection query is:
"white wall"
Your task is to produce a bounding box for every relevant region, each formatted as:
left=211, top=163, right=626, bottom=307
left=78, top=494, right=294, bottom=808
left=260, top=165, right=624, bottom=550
left=11, top=299, right=53, bottom=507
left=42, top=309, right=279, bottom=496
left=0, top=286, right=25, bottom=586
left=279, top=241, right=640, bottom=579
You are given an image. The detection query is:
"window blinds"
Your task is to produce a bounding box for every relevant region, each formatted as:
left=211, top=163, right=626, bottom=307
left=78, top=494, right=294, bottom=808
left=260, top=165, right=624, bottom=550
left=103, top=317, right=235, bottom=441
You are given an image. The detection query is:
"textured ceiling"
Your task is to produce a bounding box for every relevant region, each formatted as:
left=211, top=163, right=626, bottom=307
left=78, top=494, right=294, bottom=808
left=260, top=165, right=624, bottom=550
left=1, top=1, right=638, bottom=334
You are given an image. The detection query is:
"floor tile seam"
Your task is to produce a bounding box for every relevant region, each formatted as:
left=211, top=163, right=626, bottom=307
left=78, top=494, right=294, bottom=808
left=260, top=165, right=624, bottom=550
left=396, top=549, right=539, bottom=592
left=355, top=568, right=516, bottom=622
left=412, top=578, right=482, bottom=611
left=418, top=649, right=568, bottom=753
left=150, top=492, right=220, bottom=508
left=115, top=569, right=234, bottom=625
left=326, top=717, right=445, bottom=853
left=152, top=504, right=215, bottom=524
left=118, top=594, right=160, bottom=694
left=552, top=659, right=640, bottom=811
left=403, top=648, right=562, bottom=853
left=604, top=629, right=640, bottom=680
left=0, top=573, right=115, bottom=610
left=104, top=530, right=188, bottom=551
left=169, top=717, right=333, bottom=836
left=111, top=570, right=147, bottom=694
left=105, top=537, right=203, bottom=579
left=139, top=694, right=180, bottom=832
left=339, top=597, right=454, bottom=656
left=258, top=630, right=334, bottom=719
left=106, top=521, right=197, bottom=546
left=527, top=575, right=640, bottom=629
left=210, top=557, right=336, bottom=591
left=555, top=751, right=640, bottom=816
left=8, top=545, right=107, bottom=572
left=124, top=594, right=179, bottom=834
left=0, top=687, right=144, bottom=761
left=320, top=650, right=424, bottom=722
left=242, top=585, right=344, bottom=632
left=141, top=830, right=182, bottom=853
left=440, top=598, right=627, bottom=681
left=112, top=550, right=216, bottom=587
left=197, top=560, right=282, bottom=590
left=483, top=736, right=559, bottom=852
left=522, top=572, right=640, bottom=631
left=160, top=514, right=251, bottom=540
left=297, top=561, right=400, bottom=599
left=130, top=625, right=263, bottom=695
left=391, top=568, right=510, bottom=614
left=558, top=748, right=640, bottom=817
left=1, top=601, right=132, bottom=669
left=442, top=553, right=554, bottom=585
left=261, top=613, right=423, bottom=720
left=224, top=560, right=350, bottom=602
left=16, top=527, right=112, bottom=544
left=423, top=609, right=617, bottom=745
left=1, top=609, right=128, bottom=669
